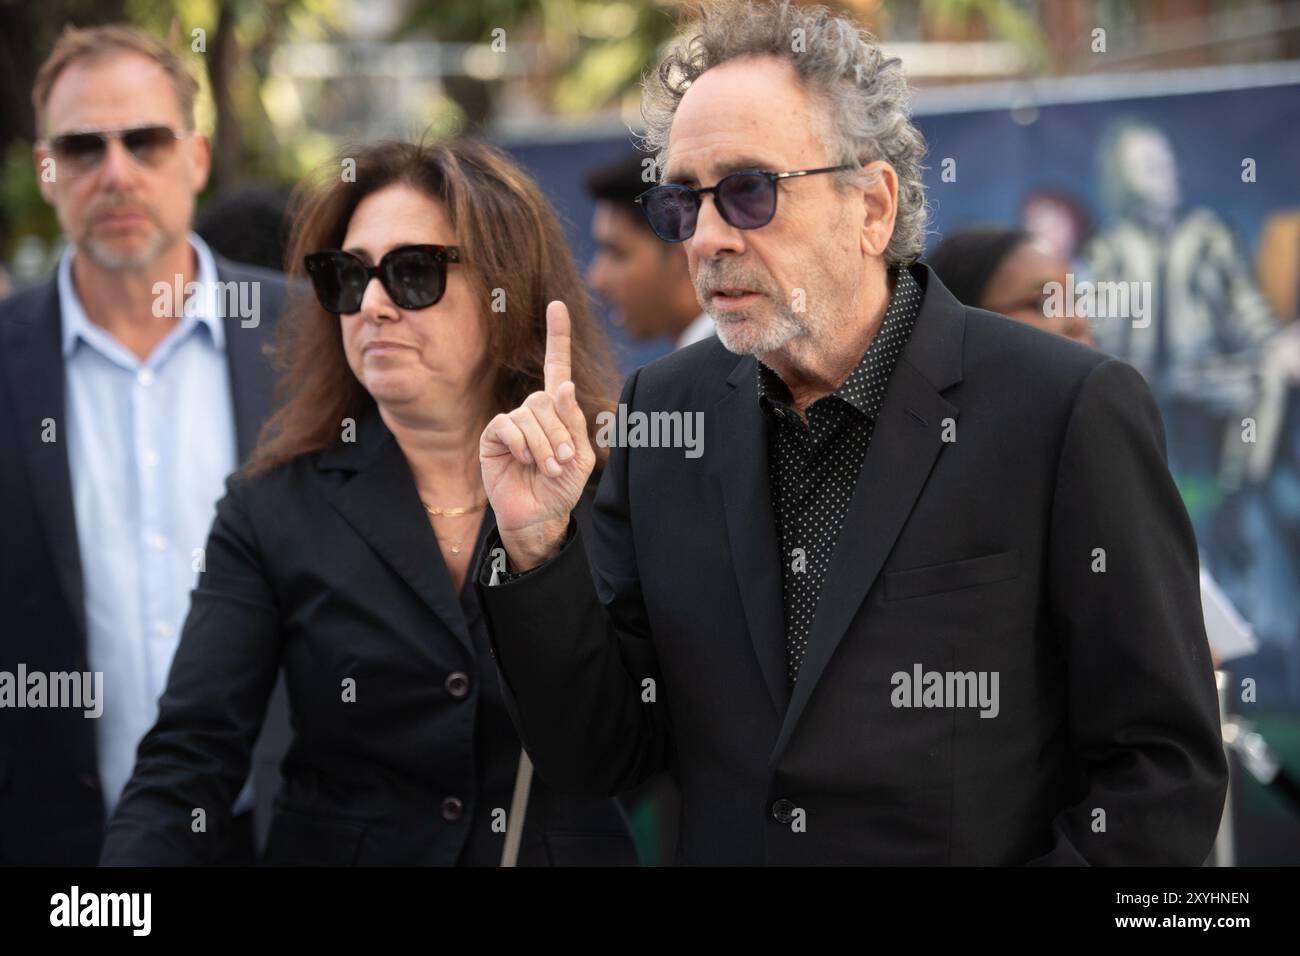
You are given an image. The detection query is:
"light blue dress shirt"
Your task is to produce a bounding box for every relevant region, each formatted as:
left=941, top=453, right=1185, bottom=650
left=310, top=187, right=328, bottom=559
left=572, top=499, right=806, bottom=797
left=61, top=233, right=253, bottom=817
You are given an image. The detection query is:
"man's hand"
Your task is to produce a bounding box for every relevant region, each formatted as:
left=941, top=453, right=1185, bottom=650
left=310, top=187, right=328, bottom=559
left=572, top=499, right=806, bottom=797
left=480, top=300, right=595, bottom=570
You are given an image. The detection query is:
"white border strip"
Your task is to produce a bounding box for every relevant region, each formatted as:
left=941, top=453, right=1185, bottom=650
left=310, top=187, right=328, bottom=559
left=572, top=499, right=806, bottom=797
left=909, top=59, right=1300, bottom=115
left=491, top=60, right=1300, bottom=144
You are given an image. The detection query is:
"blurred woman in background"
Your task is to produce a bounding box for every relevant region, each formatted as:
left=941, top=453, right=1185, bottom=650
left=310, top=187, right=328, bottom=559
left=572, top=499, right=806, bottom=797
left=927, top=225, right=1095, bottom=347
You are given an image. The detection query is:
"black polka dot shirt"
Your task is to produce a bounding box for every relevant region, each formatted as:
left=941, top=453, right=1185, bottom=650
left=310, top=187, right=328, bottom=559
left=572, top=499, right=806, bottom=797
left=757, top=266, right=923, bottom=685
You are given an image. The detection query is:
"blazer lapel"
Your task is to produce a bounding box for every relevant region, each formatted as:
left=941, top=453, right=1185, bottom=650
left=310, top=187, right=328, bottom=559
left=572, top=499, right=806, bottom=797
left=709, top=354, right=791, bottom=716
left=770, top=265, right=966, bottom=765
left=1, top=278, right=87, bottom=644
left=318, top=407, right=475, bottom=658
left=217, top=259, right=276, bottom=463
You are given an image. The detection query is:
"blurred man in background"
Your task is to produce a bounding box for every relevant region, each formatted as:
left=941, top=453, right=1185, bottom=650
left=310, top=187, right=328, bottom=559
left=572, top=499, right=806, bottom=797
left=0, top=24, right=289, bottom=864
left=582, top=149, right=692, bottom=864
left=585, top=150, right=713, bottom=351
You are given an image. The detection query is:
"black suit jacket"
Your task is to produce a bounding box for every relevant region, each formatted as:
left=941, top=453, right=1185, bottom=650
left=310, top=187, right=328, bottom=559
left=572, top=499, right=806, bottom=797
left=0, top=257, right=292, bottom=865
left=477, top=263, right=1228, bottom=865
left=99, top=405, right=635, bottom=866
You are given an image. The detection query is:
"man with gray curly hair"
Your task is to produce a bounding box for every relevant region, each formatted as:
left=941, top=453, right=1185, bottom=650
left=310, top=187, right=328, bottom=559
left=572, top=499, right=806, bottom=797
left=478, top=0, right=1226, bottom=865
left=638, top=0, right=927, bottom=372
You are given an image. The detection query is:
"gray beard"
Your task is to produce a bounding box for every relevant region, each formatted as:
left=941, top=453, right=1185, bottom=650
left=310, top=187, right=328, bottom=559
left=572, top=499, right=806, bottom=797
left=79, top=227, right=172, bottom=271
left=711, top=303, right=805, bottom=356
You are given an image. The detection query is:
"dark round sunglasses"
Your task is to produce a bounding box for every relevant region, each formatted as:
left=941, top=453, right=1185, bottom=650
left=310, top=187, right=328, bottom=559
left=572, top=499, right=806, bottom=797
left=304, top=244, right=462, bottom=314
left=634, top=164, right=854, bottom=243
left=44, top=125, right=192, bottom=177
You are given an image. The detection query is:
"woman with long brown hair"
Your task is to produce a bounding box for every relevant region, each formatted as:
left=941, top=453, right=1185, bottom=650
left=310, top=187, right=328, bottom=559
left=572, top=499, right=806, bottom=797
left=100, top=139, right=633, bottom=865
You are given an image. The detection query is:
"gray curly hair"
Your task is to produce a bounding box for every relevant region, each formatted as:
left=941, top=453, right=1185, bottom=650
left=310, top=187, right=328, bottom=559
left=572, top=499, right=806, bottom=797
left=641, top=0, right=928, bottom=267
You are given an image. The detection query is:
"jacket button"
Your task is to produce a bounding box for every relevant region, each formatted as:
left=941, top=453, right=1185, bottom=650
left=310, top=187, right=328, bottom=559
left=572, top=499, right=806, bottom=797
left=445, top=672, right=470, bottom=698
left=441, top=797, right=464, bottom=822
left=78, top=772, right=101, bottom=792
left=771, top=798, right=797, bottom=824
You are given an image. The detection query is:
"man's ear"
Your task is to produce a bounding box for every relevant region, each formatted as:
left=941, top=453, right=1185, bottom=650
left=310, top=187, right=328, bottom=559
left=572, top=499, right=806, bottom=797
left=33, top=143, right=57, bottom=205
left=187, top=132, right=212, bottom=194
left=859, top=160, right=899, bottom=259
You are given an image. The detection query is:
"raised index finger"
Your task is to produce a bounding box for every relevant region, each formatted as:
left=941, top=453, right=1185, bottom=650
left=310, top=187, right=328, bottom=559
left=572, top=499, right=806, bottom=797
left=543, top=300, right=573, bottom=395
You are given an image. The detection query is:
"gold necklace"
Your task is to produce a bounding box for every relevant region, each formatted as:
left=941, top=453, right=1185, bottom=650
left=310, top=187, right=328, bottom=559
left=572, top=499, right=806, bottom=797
left=422, top=499, right=486, bottom=555
left=421, top=501, right=486, bottom=518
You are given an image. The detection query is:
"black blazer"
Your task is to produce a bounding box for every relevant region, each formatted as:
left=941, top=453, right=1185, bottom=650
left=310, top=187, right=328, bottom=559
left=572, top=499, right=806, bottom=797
left=99, top=405, right=635, bottom=866
left=0, top=258, right=292, bottom=865
left=477, top=263, right=1228, bottom=865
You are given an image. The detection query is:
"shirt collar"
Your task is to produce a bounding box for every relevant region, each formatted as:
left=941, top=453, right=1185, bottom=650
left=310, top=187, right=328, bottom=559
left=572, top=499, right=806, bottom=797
left=757, top=266, right=923, bottom=421
left=60, top=232, right=225, bottom=358
left=675, top=312, right=715, bottom=351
